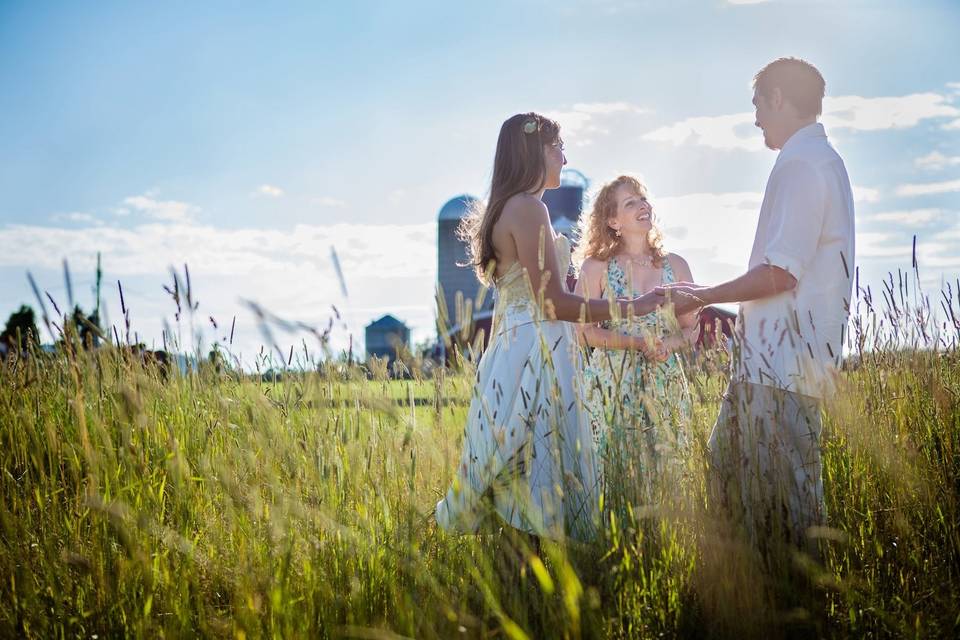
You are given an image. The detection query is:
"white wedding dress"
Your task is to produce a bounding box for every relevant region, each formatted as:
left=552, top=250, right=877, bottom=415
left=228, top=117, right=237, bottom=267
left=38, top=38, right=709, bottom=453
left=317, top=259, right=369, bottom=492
left=435, top=234, right=600, bottom=541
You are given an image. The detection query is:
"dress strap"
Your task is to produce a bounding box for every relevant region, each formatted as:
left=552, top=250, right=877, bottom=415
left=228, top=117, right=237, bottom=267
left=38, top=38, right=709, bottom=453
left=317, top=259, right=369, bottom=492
left=660, top=255, right=676, bottom=285
left=606, top=257, right=628, bottom=298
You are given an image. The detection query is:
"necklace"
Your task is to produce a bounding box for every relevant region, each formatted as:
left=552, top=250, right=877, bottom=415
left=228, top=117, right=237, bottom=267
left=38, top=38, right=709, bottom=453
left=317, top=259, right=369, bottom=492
left=620, top=252, right=655, bottom=268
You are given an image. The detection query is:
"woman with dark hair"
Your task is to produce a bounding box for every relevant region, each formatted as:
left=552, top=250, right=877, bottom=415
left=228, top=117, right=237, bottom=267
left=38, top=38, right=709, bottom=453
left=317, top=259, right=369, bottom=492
left=435, top=113, right=664, bottom=541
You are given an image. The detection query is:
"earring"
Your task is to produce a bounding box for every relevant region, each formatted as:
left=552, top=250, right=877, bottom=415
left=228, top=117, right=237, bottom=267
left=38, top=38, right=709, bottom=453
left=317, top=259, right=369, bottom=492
left=615, top=228, right=621, bottom=238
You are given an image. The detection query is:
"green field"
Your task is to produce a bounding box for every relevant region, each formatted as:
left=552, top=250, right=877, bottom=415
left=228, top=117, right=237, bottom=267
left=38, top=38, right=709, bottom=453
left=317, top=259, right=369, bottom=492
left=1, top=303, right=959, bottom=638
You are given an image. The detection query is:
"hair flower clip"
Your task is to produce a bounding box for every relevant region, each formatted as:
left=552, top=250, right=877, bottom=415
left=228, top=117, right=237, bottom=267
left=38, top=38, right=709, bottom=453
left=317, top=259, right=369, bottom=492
left=522, top=119, right=539, bottom=134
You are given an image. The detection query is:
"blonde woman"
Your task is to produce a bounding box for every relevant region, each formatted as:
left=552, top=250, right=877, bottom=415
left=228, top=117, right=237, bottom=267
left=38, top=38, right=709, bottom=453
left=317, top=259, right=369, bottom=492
left=573, top=175, right=698, bottom=501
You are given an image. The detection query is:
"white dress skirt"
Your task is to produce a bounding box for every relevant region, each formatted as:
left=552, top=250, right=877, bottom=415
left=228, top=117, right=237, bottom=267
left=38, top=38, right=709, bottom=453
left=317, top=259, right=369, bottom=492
left=435, top=235, right=600, bottom=541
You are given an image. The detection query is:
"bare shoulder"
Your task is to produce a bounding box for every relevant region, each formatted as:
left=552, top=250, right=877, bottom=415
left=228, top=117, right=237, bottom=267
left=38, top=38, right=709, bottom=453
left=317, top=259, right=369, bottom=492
left=666, top=252, right=693, bottom=280
left=501, top=193, right=549, bottom=225
left=579, top=256, right=607, bottom=278
left=499, top=194, right=551, bottom=244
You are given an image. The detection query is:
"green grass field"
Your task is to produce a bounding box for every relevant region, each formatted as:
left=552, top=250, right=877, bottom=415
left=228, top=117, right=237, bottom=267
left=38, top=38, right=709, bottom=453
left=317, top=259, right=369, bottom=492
left=1, top=288, right=959, bottom=638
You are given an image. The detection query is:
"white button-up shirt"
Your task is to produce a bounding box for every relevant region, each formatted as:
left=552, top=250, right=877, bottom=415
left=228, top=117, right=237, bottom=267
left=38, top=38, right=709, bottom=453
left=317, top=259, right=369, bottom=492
left=734, top=123, right=856, bottom=399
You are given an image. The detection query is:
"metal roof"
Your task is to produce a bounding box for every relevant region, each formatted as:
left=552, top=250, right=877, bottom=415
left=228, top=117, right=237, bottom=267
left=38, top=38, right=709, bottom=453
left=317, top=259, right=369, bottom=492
left=438, top=194, right=481, bottom=221
left=365, top=314, right=408, bottom=329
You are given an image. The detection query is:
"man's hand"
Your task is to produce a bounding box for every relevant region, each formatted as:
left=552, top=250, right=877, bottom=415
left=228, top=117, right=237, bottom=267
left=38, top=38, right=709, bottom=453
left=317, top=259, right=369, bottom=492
left=655, top=282, right=710, bottom=316
left=626, top=289, right=666, bottom=317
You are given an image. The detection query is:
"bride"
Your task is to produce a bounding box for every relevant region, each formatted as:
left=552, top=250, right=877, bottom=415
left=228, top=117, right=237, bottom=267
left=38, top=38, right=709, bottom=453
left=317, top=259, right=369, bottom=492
left=435, top=113, right=664, bottom=541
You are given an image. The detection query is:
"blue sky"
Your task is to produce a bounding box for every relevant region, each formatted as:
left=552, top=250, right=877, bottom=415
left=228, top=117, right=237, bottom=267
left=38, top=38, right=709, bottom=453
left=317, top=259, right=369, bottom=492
left=1, top=0, right=958, bottom=362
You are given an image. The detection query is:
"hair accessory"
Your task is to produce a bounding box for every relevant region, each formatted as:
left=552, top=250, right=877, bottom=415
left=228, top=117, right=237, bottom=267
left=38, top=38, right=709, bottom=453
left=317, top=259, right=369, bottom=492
left=522, top=119, right=539, bottom=134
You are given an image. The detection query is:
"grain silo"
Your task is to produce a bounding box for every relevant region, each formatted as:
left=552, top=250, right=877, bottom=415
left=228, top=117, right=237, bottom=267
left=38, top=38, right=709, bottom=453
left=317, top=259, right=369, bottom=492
left=435, top=170, right=589, bottom=351
left=436, top=194, right=491, bottom=345
left=544, top=168, right=589, bottom=240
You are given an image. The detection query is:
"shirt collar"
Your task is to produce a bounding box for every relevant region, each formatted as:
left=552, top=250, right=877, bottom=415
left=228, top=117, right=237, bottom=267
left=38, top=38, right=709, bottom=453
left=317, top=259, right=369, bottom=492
left=780, top=122, right=826, bottom=156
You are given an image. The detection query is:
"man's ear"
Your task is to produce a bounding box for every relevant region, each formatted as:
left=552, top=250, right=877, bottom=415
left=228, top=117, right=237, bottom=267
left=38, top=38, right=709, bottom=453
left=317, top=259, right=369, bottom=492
left=771, top=87, right=784, bottom=111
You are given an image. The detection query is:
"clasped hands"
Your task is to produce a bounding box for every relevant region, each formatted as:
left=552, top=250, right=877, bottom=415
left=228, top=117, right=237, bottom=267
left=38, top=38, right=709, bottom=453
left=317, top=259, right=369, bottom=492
left=612, top=284, right=707, bottom=362
left=620, top=282, right=710, bottom=319
left=654, top=281, right=710, bottom=317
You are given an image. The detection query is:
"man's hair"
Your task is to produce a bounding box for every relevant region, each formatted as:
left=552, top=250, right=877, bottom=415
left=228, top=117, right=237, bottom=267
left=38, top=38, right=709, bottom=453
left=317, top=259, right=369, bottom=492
left=753, top=57, right=826, bottom=118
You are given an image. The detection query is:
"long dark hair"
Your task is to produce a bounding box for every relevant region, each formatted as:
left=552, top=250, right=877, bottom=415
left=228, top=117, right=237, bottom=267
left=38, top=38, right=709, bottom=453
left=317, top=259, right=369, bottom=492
left=458, top=112, right=561, bottom=284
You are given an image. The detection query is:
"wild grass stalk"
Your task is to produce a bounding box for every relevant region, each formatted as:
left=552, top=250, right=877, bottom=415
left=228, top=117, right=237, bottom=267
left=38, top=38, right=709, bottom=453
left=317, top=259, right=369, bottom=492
left=0, top=268, right=958, bottom=638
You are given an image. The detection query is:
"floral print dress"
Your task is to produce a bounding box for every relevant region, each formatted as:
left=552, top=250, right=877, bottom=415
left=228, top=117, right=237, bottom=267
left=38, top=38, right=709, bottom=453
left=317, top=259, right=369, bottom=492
left=582, top=256, right=691, bottom=504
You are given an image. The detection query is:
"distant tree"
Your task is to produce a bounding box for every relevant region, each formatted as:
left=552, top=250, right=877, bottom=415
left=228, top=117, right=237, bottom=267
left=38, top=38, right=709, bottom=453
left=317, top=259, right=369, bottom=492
left=1, top=305, right=40, bottom=353
left=68, top=305, right=102, bottom=350
left=207, top=345, right=232, bottom=375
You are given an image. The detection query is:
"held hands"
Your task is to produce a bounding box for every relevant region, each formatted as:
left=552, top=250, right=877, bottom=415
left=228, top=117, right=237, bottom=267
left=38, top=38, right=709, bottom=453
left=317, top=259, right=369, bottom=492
left=654, top=282, right=710, bottom=317
left=625, top=289, right=666, bottom=316
left=638, top=337, right=670, bottom=362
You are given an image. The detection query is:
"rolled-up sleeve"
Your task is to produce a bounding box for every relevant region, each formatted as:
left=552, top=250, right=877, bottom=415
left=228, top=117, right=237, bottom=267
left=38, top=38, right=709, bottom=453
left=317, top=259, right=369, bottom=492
left=762, top=160, right=826, bottom=281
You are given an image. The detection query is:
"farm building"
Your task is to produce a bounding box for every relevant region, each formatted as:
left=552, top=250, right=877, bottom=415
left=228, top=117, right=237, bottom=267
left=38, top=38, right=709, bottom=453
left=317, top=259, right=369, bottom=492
left=364, top=314, right=410, bottom=364
left=436, top=169, right=589, bottom=350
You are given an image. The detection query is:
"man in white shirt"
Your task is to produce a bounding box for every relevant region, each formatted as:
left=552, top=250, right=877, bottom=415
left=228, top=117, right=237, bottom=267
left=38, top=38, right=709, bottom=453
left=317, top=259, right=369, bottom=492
left=661, top=58, right=856, bottom=552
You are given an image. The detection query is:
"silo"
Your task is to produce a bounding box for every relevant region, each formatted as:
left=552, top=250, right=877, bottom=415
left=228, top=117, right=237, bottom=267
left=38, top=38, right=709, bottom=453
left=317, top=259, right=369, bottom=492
left=543, top=169, right=589, bottom=240
left=435, top=171, right=589, bottom=350
left=436, top=195, right=491, bottom=340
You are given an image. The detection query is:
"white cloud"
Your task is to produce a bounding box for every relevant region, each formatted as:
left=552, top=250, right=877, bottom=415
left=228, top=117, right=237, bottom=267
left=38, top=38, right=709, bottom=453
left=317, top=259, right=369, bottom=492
left=853, top=185, right=880, bottom=203
left=868, top=208, right=944, bottom=226
left=652, top=191, right=764, bottom=278
left=0, top=217, right=440, bottom=359
left=312, top=196, right=346, bottom=207
left=856, top=218, right=960, bottom=277
left=648, top=189, right=957, bottom=294
left=821, top=93, right=959, bottom=131
left=856, top=231, right=909, bottom=259
left=895, top=178, right=960, bottom=197
left=934, top=223, right=960, bottom=241
left=254, top=184, right=285, bottom=198
left=52, top=212, right=101, bottom=225
left=587, top=1, right=647, bottom=16
left=0, top=220, right=435, bottom=279
left=571, top=101, right=648, bottom=115
left=123, top=195, right=198, bottom=222
left=915, top=151, right=960, bottom=170
left=641, top=112, right=760, bottom=151
left=943, top=119, right=960, bottom=131
left=544, top=101, right=650, bottom=146
left=642, top=91, right=960, bottom=151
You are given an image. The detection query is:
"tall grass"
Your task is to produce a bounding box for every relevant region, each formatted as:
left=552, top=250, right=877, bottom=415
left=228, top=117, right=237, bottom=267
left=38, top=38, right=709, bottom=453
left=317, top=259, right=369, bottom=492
left=1, top=269, right=958, bottom=638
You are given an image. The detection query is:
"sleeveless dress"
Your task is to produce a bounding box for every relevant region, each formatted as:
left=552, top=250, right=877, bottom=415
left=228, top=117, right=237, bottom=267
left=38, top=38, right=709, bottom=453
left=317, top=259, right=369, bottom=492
left=582, top=256, right=691, bottom=503
left=435, top=234, right=600, bottom=541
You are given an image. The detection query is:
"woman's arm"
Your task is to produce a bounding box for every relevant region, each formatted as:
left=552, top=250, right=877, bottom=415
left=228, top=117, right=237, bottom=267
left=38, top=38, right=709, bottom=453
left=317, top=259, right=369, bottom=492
left=573, top=258, right=659, bottom=353
left=662, top=253, right=700, bottom=350
left=505, top=197, right=663, bottom=322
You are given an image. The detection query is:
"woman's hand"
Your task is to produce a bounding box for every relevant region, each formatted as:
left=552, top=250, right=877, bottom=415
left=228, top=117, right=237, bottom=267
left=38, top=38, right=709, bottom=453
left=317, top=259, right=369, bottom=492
left=622, top=290, right=664, bottom=317
left=629, top=335, right=670, bottom=362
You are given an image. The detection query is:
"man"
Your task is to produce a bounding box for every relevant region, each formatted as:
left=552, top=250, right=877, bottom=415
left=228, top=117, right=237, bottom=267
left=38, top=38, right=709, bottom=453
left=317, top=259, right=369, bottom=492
left=662, top=57, right=856, bottom=551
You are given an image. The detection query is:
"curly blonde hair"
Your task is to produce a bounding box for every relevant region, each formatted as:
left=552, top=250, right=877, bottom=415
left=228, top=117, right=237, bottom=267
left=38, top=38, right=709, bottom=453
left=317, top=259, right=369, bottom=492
left=573, top=175, right=667, bottom=273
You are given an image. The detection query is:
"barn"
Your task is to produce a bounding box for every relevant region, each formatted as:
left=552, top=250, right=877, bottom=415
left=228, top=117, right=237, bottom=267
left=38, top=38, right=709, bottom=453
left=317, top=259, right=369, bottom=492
left=365, top=314, right=410, bottom=365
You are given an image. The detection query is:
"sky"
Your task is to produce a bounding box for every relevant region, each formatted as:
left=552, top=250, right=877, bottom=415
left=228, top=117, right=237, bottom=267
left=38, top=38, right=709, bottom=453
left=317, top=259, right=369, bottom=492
left=1, top=0, right=958, bottom=365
